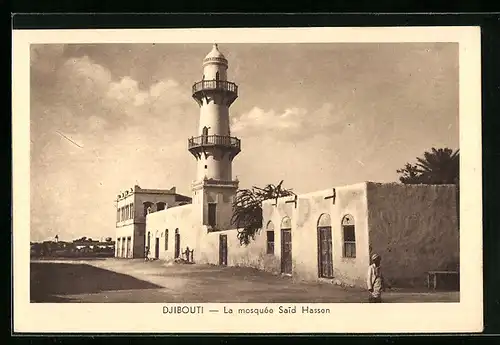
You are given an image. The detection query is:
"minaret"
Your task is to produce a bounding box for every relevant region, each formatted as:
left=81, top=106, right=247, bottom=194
left=188, top=44, right=241, bottom=230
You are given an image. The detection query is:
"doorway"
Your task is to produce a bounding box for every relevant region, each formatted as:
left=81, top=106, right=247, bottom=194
left=155, top=238, right=160, bottom=259
left=281, top=229, right=292, bottom=275
left=174, top=229, right=180, bottom=258
left=317, top=227, right=333, bottom=278
left=126, top=237, right=131, bottom=258
left=219, top=234, right=228, bottom=266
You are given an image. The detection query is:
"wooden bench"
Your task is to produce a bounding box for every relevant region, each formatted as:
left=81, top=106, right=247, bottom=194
left=427, top=271, right=459, bottom=290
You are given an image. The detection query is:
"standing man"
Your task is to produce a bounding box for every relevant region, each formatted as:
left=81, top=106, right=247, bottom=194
left=367, top=253, right=384, bottom=303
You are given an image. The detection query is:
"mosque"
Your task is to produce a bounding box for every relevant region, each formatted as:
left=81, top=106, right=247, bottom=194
left=114, top=44, right=459, bottom=288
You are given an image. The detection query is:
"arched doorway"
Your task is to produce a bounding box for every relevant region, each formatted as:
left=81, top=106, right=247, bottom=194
left=154, top=231, right=160, bottom=259
left=202, top=126, right=208, bottom=144
left=146, top=231, right=151, bottom=257
left=174, top=229, right=180, bottom=258
left=317, top=213, right=333, bottom=278
left=280, top=216, right=292, bottom=275
left=219, top=234, right=228, bottom=266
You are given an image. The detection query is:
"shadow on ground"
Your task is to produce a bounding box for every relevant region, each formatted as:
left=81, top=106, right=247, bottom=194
left=30, top=262, right=162, bottom=303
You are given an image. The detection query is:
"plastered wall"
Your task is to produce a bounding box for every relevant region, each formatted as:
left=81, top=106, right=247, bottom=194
left=366, top=182, right=459, bottom=287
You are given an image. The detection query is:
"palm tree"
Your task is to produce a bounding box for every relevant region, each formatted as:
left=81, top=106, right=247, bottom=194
left=397, top=147, right=459, bottom=185
left=416, top=148, right=459, bottom=184
left=231, top=180, right=295, bottom=245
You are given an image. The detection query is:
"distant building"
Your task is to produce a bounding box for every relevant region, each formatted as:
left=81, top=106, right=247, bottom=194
left=114, top=185, right=192, bottom=258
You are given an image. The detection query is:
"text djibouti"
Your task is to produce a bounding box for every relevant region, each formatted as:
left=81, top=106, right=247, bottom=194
left=163, top=306, right=204, bottom=314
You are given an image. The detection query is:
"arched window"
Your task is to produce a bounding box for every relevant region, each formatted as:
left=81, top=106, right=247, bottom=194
left=317, top=213, right=333, bottom=278
left=318, top=213, right=331, bottom=227
left=342, top=214, right=356, bottom=258
left=147, top=231, right=151, bottom=249
left=281, top=216, right=292, bottom=230
left=266, top=221, right=275, bottom=255
left=165, top=229, right=169, bottom=250
left=216, top=71, right=220, bottom=80
left=156, top=202, right=166, bottom=211
left=143, top=202, right=153, bottom=216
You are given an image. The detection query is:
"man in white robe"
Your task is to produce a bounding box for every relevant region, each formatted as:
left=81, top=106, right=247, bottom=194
left=367, top=253, right=384, bottom=302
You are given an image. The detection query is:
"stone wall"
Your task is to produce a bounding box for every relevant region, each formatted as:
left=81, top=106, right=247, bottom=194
left=367, top=182, right=459, bottom=288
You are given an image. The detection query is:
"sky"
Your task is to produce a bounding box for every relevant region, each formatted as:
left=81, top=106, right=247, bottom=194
left=30, top=42, right=459, bottom=242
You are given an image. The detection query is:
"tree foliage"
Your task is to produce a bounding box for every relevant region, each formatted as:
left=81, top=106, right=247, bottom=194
left=231, top=180, right=295, bottom=245
left=397, top=147, right=459, bottom=185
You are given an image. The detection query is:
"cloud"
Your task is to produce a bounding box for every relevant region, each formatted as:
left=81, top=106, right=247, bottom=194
left=30, top=48, right=197, bottom=242
left=30, top=44, right=66, bottom=74
left=231, top=102, right=354, bottom=141
left=231, top=106, right=304, bottom=132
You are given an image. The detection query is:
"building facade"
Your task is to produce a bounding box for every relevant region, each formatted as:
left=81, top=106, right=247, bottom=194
left=115, top=185, right=191, bottom=258
left=116, top=44, right=460, bottom=288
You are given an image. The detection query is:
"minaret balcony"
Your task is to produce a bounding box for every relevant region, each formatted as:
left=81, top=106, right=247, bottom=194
left=192, top=80, right=238, bottom=105
left=188, top=134, right=241, bottom=159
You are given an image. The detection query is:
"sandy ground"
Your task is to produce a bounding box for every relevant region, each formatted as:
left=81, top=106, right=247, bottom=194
left=30, top=258, right=460, bottom=303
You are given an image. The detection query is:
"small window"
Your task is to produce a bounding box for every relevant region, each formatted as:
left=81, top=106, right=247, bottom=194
left=157, top=202, right=166, bottom=211
left=342, top=214, right=356, bottom=258
left=266, top=221, right=275, bottom=254
left=266, top=231, right=275, bottom=255
left=131, top=203, right=134, bottom=218
left=208, top=203, right=217, bottom=227
left=165, top=229, right=169, bottom=250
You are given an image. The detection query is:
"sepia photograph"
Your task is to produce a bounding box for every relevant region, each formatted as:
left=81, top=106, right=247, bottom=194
left=13, top=27, right=482, bottom=333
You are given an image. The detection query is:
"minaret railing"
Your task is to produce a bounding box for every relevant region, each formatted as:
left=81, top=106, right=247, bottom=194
left=188, top=134, right=241, bottom=150
left=192, top=80, right=238, bottom=95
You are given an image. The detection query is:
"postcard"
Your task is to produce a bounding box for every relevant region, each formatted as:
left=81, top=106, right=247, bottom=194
left=12, top=26, right=483, bottom=333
